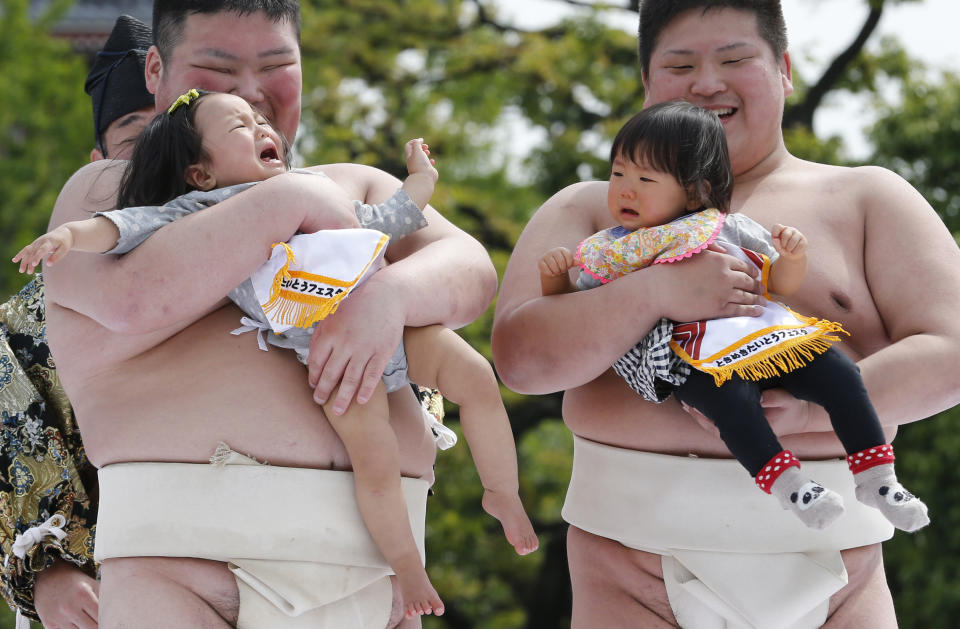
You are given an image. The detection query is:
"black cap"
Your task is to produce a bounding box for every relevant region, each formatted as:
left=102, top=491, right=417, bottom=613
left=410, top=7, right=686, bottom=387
left=84, top=15, right=155, bottom=154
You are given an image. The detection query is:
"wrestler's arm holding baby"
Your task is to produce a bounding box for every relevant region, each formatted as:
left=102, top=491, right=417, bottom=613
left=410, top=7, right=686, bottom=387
left=43, top=155, right=497, bottom=485
left=497, top=180, right=765, bottom=396
left=45, top=160, right=496, bottom=381
left=12, top=140, right=437, bottom=277
left=45, top=165, right=354, bottom=328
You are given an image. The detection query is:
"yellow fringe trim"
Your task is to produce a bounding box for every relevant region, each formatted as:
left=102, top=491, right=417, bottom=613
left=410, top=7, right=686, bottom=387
left=266, top=242, right=296, bottom=305
left=261, top=267, right=357, bottom=328
left=259, top=235, right=390, bottom=329
left=674, top=319, right=849, bottom=387
left=261, top=289, right=351, bottom=329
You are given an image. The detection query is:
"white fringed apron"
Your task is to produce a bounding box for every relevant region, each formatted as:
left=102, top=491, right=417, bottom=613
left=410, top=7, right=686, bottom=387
left=669, top=245, right=846, bottom=386
left=250, top=228, right=390, bottom=333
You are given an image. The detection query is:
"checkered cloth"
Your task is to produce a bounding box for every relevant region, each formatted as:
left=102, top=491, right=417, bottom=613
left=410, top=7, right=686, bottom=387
left=613, top=318, right=691, bottom=403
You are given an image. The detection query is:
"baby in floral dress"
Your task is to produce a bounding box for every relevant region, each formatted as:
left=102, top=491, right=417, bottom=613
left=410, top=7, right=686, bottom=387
left=538, top=101, right=928, bottom=533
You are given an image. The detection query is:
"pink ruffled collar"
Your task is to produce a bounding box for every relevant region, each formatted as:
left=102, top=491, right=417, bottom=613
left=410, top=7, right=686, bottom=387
left=576, top=208, right=726, bottom=284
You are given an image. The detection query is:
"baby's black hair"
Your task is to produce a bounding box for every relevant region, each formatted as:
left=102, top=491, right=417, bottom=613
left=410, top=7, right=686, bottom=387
left=115, top=90, right=290, bottom=209
left=610, top=100, right=733, bottom=212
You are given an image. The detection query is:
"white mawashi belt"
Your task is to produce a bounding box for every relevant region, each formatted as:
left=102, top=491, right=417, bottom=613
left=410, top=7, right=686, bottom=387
left=562, top=435, right=894, bottom=628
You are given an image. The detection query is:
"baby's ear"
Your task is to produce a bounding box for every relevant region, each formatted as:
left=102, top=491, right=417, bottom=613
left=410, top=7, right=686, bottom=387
left=185, top=164, right=216, bottom=191
left=686, top=180, right=712, bottom=210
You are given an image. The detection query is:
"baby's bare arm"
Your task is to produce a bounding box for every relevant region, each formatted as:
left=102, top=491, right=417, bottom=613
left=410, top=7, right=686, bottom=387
left=768, top=223, right=807, bottom=296
left=13, top=216, right=119, bottom=274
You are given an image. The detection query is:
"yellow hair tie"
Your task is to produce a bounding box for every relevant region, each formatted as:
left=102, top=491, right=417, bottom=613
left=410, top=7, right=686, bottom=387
left=167, top=88, right=200, bottom=114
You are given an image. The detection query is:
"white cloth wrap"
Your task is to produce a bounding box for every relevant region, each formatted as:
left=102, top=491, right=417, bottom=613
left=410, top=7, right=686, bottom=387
left=249, top=228, right=389, bottom=335
left=95, top=462, right=429, bottom=628
left=562, top=435, right=894, bottom=629
left=669, top=244, right=842, bottom=384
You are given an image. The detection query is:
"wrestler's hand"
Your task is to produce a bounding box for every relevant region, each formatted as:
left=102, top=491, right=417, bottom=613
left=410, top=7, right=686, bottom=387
left=679, top=402, right=721, bottom=439
left=34, top=559, right=99, bottom=629
left=683, top=389, right=814, bottom=438
left=652, top=242, right=764, bottom=321
left=307, top=272, right=405, bottom=415
left=760, top=388, right=813, bottom=437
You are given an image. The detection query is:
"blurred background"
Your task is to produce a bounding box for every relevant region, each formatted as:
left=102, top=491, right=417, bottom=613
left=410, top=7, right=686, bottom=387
left=1, top=0, right=958, bottom=626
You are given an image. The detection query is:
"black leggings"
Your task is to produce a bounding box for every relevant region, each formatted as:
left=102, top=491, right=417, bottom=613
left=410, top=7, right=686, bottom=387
left=673, top=347, right=886, bottom=477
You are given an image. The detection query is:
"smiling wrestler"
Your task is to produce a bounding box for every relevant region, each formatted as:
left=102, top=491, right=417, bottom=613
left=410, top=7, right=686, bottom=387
left=492, top=1, right=960, bottom=627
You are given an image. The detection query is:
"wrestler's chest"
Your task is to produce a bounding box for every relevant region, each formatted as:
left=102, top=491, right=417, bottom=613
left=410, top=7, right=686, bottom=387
left=739, top=207, right=881, bottom=344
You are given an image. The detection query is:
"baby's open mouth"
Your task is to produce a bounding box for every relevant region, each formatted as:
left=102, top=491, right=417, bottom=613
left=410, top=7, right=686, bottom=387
left=260, top=147, right=279, bottom=162
left=621, top=208, right=639, bottom=217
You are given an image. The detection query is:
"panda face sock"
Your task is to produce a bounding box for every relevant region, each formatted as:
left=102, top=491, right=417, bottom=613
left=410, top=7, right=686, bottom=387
left=852, top=462, right=929, bottom=533
left=768, top=466, right=846, bottom=529
left=755, top=450, right=845, bottom=530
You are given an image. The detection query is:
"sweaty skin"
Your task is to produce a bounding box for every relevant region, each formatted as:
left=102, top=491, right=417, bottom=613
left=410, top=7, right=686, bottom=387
left=493, top=7, right=960, bottom=628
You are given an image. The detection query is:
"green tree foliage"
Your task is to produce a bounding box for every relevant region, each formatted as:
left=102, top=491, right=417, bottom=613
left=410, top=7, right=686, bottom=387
left=297, top=0, right=640, bottom=232
left=0, top=0, right=91, bottom=296
left=785, top=34, right=914, bottom=165
left=869, top=69, right=960, bottom=234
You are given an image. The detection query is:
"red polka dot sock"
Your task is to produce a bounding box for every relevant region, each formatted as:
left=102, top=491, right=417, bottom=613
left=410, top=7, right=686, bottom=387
left=850, top=447, right=929, bottom=532
left=846, top=444, right=895, bottom=474
left=758, top=450, right=845, bottom=530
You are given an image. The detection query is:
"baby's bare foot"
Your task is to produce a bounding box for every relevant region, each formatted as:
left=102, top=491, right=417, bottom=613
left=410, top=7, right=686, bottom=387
left=397, top=563, right=444, bottom=619
left=482, top=488, right=539, bottom=555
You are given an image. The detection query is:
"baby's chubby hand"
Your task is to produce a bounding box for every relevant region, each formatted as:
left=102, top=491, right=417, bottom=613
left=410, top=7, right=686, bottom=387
left=404, top=138, right=438, bottom=183
left=538, top=246, right=576, bottom=277
left=771, top=224, right=807, bottom=258
left=12, top=227, right=74, bottom=274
